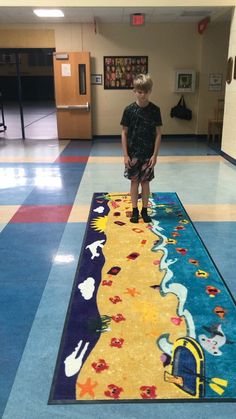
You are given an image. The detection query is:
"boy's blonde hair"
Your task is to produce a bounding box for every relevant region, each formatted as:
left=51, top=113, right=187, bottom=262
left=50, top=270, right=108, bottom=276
left=133, top=73, right=153, bottom=92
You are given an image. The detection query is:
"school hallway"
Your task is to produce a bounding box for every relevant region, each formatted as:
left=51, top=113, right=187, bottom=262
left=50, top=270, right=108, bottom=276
left=0, top=132, right=236, bottom=419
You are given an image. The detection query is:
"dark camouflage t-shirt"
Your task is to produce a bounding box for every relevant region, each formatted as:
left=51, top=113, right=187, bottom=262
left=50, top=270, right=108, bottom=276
left=120, top=101, right=162, bottom=159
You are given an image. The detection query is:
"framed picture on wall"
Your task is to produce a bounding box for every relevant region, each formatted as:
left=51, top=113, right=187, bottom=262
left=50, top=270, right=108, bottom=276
left=174, top=69, right=196, bottom=93
left=104, top=56, right=148, bottom=89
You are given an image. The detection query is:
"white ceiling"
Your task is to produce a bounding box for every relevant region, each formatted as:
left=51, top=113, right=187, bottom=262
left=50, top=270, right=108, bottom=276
left=0, top=6, right=233, bottom=24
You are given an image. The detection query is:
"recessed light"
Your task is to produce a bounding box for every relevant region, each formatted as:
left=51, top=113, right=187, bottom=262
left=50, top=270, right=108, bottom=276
left=33, top=9, right=64, bottom=18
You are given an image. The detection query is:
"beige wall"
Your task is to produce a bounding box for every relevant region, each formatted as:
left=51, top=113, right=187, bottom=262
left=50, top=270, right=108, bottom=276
left=198, top=21, right=230, bottom=134
left=0, top=19, right=231, bottom=138
left=72, top=22, right=202, bottom=136
left=54, top=21, right=230, bottom=136
left=0, top=1, right=235, bottom=161
left=222, top=8, right=236, bottom=159
left=0, top=29, right=55, bottom=48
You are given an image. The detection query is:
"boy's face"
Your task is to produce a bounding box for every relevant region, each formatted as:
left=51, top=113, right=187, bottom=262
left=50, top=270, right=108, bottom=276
left=134, top=89, right=151, bottom=107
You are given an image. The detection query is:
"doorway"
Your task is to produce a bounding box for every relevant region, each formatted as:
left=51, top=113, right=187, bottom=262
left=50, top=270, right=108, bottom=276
left=0, top=48, right=57, bottom=139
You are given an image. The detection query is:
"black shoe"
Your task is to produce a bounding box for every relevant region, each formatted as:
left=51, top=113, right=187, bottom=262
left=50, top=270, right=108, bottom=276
left=130, top=208, right=139, bottom=223
left=141, top=208, right=151, bottom=223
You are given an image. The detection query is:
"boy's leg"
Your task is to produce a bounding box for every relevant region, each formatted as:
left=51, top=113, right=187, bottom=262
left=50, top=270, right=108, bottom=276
left=130, top=180, right=139, bottom=208
left=141, top=180, right=150, bottom=207
left=130, top=180, right=139, bottom=223
left=141, top=181, right=152, bottom=222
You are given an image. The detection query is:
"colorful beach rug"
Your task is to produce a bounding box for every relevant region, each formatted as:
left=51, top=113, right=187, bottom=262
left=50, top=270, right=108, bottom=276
left=49, top=192, right=236, bottom=403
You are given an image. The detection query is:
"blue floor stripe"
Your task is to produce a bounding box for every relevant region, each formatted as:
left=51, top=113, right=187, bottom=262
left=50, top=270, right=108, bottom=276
left=0, top=223, right=67, bottom=416
left=0, top=146, right=90, bottom=416
left=59, top=140, right=92, bottom=156
left=23, top=164, right=87, bottom=205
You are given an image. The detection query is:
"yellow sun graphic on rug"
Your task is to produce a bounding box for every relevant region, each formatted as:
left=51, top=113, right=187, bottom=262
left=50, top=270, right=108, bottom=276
left=91, top=215, right=108, bottom=233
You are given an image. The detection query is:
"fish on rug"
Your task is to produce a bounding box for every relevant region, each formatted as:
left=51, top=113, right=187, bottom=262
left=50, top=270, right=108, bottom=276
left=49, top=192, right=236, bottom=403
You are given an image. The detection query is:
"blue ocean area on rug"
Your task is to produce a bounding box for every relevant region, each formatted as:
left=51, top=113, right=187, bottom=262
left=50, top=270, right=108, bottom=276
left=151, top=192, right=236, bottom=399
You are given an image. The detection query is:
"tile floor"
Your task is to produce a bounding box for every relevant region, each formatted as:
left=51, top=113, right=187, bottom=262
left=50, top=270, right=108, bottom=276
left=0, top=111, right=236, bottom=418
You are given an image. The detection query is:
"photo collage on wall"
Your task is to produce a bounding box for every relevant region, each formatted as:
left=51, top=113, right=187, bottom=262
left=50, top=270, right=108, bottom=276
left=104, top=56, right=148, bottom=89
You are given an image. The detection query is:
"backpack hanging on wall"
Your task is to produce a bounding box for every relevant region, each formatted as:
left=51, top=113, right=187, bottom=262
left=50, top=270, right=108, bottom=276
left=170, top=95, right=192, bottom=121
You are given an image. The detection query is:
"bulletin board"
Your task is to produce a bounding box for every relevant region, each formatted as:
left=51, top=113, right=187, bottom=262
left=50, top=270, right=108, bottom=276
left=104, top=56, right=148, bottom=89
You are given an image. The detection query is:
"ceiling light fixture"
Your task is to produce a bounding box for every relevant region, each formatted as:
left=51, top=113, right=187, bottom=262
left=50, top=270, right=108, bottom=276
left=33, top=9, right=64, bottom=18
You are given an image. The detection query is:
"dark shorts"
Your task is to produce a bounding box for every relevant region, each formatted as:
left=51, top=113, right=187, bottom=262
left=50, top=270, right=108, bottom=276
left=124, top=158, right=154, bottom=182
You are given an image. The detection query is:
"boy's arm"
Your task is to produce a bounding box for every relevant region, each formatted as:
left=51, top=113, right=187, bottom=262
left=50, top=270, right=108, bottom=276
left=149, top=126, right=162, bottom=168
left=121, top=126, right=131, bottom=167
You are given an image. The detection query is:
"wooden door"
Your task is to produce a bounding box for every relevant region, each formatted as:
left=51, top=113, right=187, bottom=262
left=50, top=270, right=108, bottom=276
left=53, top=51, right=92, bottom=139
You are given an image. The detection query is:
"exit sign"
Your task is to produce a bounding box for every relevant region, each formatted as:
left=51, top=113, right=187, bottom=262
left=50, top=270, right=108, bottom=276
left=130, top=13, right=145, bottom=26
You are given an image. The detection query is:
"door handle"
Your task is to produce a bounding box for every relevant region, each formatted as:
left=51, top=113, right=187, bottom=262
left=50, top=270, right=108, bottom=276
left=57, top=102, right=90, bottom=111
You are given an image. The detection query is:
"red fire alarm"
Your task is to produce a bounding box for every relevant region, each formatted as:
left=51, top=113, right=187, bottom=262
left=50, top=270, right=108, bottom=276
left=198, top=16, right=210, bottom=34
left=130, top=13, right=145, bottom=26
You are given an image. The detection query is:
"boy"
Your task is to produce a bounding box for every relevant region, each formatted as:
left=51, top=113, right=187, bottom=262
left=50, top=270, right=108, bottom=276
left=120, top=74, right=162, bottom=223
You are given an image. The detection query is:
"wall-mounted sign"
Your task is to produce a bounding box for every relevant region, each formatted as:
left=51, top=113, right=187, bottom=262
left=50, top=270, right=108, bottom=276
left=208, top=73, right=223, bottom=91
left=91, top=74, right=102, bottom=85
left=61, top=63, right=71, bottom=77
left=55, top=53, right=69, bottom=60
left=130, top=13, right=145, bottom=26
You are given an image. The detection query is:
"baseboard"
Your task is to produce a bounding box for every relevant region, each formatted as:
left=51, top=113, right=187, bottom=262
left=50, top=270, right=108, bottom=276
left=162, top=134, right=207, bottom=140
left=93, top=134, right=208, bottom=141
left=220, top=150, right=236, bottom=166
left=93, top=135, right=120, bottom=140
